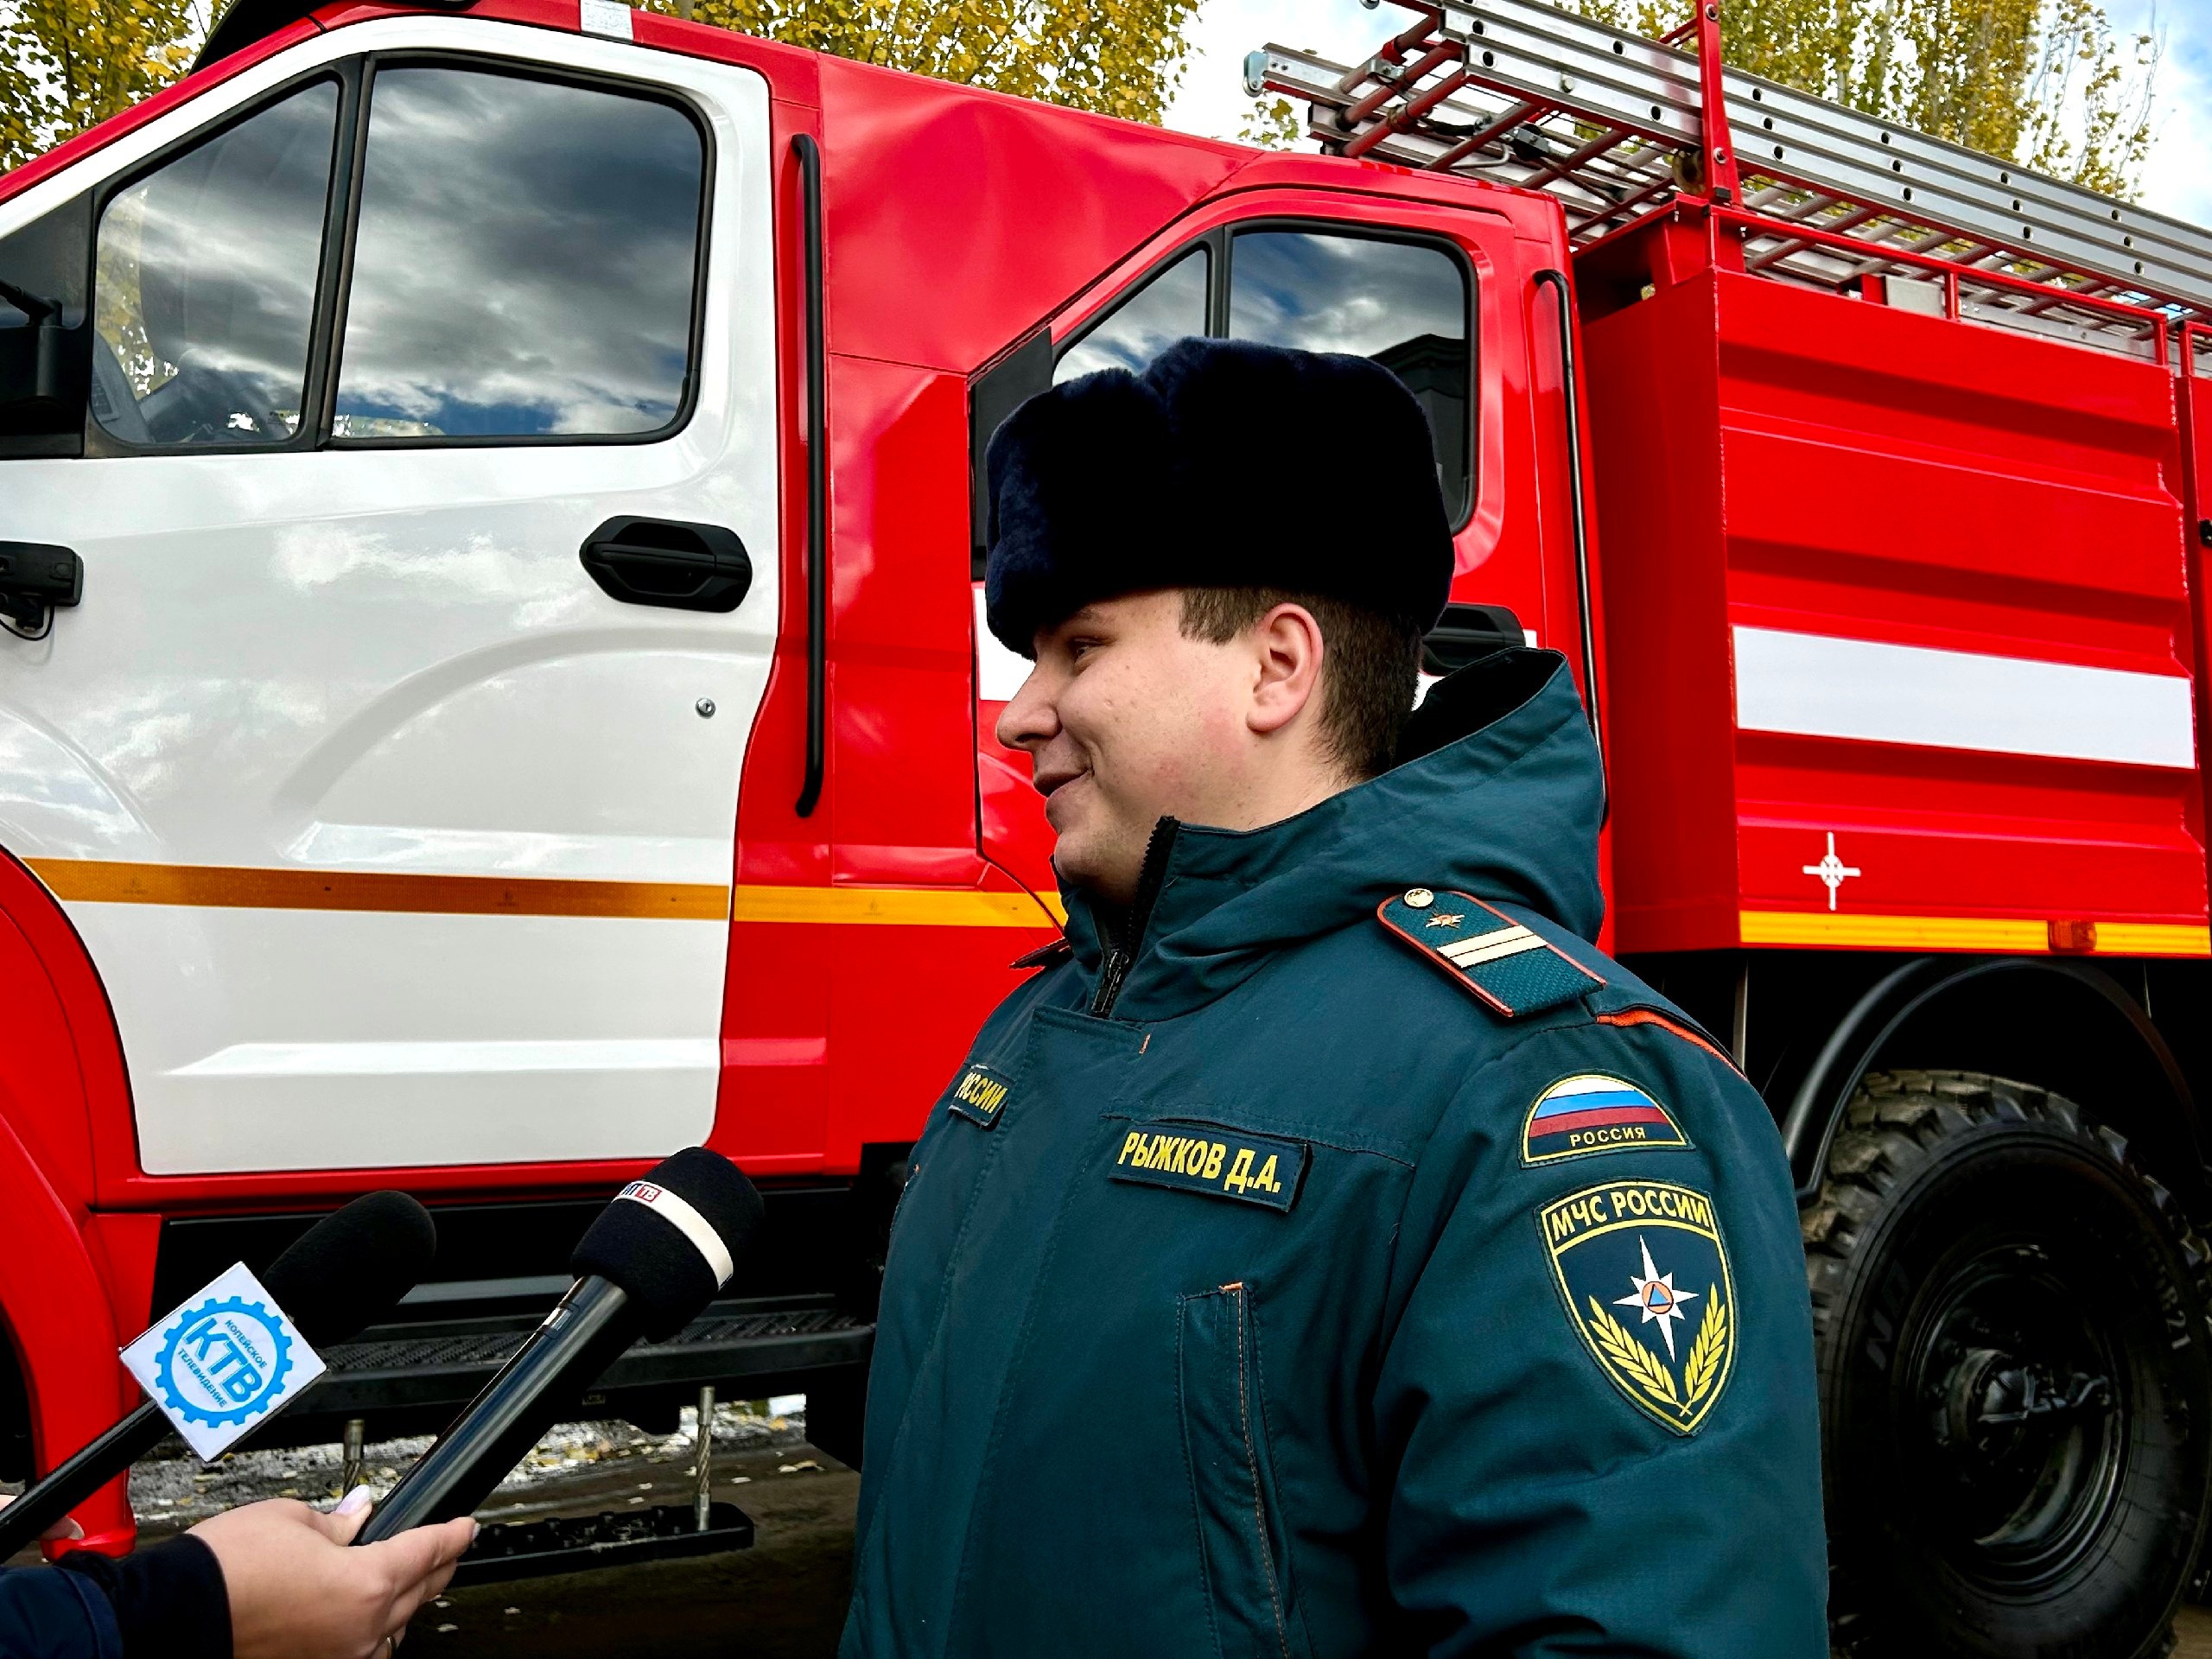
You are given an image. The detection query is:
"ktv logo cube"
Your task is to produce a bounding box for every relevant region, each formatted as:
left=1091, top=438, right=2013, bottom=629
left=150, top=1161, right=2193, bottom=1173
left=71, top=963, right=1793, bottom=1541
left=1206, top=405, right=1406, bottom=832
left=122, top=1262, right=327, bottom=1460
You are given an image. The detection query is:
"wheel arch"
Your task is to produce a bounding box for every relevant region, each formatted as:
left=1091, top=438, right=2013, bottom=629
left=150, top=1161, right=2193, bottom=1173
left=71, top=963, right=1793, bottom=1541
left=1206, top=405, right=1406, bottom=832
left=1780, top=955, right=2206, bottom=1208
left=0, top=846, right=141, bottom=1546
left=0, top=1102, right=133, bottom=1545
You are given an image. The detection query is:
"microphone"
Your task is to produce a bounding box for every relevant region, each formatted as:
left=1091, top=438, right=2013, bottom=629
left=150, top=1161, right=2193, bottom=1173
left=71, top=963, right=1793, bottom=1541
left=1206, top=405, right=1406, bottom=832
left=354, top=1147, right=763, bottom=1542
left=0, top=1189, right=438, bottom=1559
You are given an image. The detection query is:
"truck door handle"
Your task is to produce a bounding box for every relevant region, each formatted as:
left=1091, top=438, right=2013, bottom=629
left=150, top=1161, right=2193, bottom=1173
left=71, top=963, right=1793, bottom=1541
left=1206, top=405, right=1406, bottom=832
left=579, top=518, right=752, bottom=613
left=0, top=540, right=82, bottom=639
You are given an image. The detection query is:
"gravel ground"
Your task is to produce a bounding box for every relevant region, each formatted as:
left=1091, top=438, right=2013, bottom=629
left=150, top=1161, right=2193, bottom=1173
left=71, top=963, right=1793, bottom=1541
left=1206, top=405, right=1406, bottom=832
left=133, top=1400, right=856, bottom=1657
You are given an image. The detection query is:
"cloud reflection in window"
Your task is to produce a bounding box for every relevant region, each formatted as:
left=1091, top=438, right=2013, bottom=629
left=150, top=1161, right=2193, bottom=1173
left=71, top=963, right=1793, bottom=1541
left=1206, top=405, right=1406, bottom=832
left=335, top=68, right=703, bottom=442
left=1055, top=247, right=1209, bottom=385
left=92, top=81, right=338, bottom=447
left=1230, top=230, right=1471, bottom=518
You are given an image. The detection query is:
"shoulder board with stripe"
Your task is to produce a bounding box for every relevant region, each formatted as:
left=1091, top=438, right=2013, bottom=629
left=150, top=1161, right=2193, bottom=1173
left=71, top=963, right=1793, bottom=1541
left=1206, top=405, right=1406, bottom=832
left=1376, top=888, right=1603, bottom=1020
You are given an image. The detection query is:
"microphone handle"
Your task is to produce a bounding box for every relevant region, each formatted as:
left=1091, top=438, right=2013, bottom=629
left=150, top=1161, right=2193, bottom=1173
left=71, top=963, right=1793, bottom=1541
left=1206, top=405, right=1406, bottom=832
left=354, top=1275, right=639, bottom=1541
left=0, top=1403, right=168, bottom=1560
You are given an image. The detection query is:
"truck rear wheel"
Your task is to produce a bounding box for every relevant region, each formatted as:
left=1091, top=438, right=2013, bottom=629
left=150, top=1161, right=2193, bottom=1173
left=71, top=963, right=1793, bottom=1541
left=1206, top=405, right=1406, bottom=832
left=1805, top=1070, right=2212, bottom=1658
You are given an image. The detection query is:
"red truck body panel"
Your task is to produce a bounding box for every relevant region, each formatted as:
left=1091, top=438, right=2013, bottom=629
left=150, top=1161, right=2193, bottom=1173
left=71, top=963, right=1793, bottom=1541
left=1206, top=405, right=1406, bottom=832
left=1586, top=219, right=2209, bottom=961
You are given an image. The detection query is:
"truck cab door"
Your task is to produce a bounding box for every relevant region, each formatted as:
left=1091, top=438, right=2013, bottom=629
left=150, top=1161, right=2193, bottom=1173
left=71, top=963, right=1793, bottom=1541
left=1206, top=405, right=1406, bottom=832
left=0, top=17, right=779, bottom=1179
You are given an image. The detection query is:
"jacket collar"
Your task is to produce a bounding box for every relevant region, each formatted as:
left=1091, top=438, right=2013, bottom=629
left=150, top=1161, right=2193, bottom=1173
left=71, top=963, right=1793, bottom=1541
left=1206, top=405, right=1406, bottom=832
left=1058, top=649, right=1605, bottom=1022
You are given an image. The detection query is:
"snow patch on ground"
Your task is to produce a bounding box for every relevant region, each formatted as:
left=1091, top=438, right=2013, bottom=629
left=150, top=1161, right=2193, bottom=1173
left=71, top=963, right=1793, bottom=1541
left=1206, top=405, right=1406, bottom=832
left=126, top=1401, right=807, bottom=1530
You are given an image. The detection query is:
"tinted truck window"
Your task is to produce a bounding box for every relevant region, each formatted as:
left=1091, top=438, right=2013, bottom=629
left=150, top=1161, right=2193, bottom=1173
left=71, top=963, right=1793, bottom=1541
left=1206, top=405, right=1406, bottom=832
left=1054, top=246, right=1207, bottom=385
left=1230, top=230, right=1470, bottom=519
left=334, top=67, right=704, bottom=441
left=91, top=81, right=339, bottom=447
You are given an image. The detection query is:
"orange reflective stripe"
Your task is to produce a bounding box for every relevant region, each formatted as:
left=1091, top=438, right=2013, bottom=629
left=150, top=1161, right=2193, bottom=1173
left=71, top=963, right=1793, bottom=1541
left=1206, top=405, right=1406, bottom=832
left=28, top=859, right=727, bottom=919
left=23, top=859, right=1068, bottom=929
left=1595, top=1007, right=1739, bottom=1072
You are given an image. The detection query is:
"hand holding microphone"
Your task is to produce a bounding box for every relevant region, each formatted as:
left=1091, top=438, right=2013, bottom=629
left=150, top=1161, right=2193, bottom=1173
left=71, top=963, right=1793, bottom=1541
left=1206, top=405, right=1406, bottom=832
left=0, top=1157, right=761, bottom=1659
left=191, top=1489, right=474, bottom=1659
left=0, top=1189, right=438, bottom=1562
left=357, top=1147, right=764, bottom=1541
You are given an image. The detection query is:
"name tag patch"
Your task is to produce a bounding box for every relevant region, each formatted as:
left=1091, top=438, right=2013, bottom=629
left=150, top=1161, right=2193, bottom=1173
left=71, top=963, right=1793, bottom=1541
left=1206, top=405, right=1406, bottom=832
left=1522, top=1072, right=1690, bottom=1165
left=947, top=1065, right=1012, bottom=1128
left=1109, top=1125, right=1306, bottom=1211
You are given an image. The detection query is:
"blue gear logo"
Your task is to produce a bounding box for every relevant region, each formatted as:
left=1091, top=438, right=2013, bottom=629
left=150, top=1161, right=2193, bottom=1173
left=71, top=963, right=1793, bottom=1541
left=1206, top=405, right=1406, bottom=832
left=152, top=1296, right=295, bottom=1430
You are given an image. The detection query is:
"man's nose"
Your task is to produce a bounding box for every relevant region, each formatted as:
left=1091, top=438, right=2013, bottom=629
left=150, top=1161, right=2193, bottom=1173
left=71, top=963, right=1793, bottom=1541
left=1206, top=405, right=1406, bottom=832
left=995, top=665, right=1057, bottom=752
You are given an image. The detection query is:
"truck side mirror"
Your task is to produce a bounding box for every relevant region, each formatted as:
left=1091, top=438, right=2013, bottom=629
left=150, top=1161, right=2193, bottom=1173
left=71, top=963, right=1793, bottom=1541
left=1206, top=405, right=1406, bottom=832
left=0, top=195, right=94, bottom=448
left=0, top=281, right=79, bottom=413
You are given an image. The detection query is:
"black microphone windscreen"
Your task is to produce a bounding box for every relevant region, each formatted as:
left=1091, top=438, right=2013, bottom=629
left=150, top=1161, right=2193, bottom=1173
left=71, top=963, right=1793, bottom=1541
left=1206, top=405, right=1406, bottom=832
left=263, top=1190, right=438, bottom=1349
left=570, top=1148, right=764, bottom=1341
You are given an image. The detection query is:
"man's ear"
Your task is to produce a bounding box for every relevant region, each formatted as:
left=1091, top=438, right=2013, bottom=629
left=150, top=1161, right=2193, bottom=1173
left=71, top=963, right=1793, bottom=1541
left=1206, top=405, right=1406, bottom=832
left=1246, top=602, right=1325, bottom=738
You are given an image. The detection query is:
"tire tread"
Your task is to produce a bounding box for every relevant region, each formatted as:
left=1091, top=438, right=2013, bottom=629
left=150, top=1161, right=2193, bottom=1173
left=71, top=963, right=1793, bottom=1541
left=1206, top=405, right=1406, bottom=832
left=1807, top=1070, right=2212, bottom=1659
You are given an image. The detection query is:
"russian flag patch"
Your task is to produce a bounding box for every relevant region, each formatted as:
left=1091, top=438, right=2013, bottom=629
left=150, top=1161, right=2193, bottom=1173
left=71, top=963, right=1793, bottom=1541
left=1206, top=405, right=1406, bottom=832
left=1522, top=1073, right=1690, bottom=1166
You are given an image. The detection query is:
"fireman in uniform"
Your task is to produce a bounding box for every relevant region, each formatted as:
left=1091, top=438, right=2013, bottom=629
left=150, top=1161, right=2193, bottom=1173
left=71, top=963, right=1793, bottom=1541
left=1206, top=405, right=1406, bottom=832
left=841, top=338, right=1826, bottom=1656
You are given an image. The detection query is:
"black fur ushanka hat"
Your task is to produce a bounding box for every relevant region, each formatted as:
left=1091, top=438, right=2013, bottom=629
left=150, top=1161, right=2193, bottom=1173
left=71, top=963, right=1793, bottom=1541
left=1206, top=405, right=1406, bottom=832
left=982, top=336, right=1455, bottom=656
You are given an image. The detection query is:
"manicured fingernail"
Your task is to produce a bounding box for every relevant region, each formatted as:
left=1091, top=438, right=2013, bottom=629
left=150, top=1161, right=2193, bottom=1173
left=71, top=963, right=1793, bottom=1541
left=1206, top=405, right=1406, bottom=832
left=336, top=1484, right=374, bottom=1516
left=469, top=1521, right=480, bottom=1542
left=61, top=1520, right=82, bottom=1539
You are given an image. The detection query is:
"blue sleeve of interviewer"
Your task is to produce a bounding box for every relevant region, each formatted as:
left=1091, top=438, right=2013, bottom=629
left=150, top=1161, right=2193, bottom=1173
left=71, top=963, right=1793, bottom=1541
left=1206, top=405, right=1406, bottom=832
left=0, top=1534, right=228, bottom=1659
left=0, top=1560, right=124, bottom=1659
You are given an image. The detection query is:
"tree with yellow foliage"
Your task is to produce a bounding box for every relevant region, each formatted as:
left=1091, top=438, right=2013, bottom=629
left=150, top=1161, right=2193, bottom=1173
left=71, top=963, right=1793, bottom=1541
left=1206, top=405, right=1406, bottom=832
left=643, top=0, right=1201, bottom=126
left=1, top=0, right=202, bottom=171
left=0, top=0, right=2162, bottom=205
left=2, top=0, right=1195, bottom=172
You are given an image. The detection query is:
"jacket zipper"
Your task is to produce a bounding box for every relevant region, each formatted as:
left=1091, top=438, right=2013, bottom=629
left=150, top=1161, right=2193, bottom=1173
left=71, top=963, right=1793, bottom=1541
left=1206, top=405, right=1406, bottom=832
left=1090, top=817, right=1179, bottom=1018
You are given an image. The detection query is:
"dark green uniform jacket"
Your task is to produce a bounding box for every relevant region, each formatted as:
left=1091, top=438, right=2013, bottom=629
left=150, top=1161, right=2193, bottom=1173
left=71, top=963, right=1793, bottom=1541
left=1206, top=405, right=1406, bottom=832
left=841, top=651, right=1826, bottom=1657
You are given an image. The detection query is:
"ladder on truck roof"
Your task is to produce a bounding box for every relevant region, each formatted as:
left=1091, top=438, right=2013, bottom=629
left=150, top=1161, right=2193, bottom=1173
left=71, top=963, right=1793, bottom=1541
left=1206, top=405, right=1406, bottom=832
left=1249, top=0, right=2212, bottom=364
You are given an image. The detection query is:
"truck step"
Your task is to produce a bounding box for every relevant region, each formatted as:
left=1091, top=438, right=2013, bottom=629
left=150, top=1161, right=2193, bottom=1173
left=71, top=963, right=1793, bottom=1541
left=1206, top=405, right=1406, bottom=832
left=295, top=1294, right=871, bottom=1420
left=449, top=1499, right=755, bottom=1586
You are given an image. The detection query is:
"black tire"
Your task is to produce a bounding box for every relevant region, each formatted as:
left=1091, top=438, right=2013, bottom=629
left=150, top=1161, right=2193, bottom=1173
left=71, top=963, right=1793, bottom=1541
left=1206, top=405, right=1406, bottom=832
left=1805, top=1070, right=2212, bottom=1659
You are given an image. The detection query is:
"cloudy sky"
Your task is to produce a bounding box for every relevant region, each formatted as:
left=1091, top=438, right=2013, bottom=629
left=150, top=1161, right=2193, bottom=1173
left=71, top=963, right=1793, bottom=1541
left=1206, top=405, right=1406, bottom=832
left=1166, top=0, right=2212, bottom=228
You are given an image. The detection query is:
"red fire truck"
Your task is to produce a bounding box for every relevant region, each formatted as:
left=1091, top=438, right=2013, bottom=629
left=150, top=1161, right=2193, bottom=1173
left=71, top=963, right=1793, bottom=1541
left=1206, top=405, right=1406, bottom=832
left=2, top=0, right=2209, bottom=1644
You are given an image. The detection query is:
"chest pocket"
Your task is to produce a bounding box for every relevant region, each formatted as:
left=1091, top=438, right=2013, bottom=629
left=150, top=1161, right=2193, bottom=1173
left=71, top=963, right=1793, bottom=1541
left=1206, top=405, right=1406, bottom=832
left=1180, top=1280, right=1309, bottom=1659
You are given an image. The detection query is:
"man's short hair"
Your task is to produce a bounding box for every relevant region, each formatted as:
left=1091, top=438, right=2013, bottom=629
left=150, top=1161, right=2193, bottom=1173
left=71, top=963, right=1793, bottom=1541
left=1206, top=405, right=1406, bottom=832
left=1179, top=588, right=1422, bottom=779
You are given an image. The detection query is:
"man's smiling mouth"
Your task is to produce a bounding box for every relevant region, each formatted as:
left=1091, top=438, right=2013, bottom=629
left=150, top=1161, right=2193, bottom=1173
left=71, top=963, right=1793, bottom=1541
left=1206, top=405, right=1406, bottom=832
left=1034, top=766, right=1085, bottom=800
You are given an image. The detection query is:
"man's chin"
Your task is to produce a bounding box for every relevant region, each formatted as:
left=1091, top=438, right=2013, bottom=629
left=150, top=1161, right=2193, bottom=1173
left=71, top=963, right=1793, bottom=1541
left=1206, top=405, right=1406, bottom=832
left=1049, top=833, right=1137, bottom=910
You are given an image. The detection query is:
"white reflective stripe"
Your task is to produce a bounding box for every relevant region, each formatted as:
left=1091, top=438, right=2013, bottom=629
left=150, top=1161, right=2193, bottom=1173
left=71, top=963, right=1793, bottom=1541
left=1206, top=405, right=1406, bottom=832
left=1440, top=928, right=1545, bottom=966
left=1733, top=626, right=2196, bottom=768
left=174, top=1038, right=715, bottom=1077
left=620, top=1183, right=734, bottom=1287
